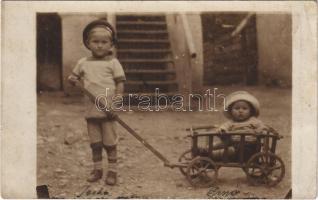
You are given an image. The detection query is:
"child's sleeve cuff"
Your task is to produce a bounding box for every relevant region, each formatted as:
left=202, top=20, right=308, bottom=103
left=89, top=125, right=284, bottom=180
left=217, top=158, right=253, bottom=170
left=114, top=76, right=126, bottom=83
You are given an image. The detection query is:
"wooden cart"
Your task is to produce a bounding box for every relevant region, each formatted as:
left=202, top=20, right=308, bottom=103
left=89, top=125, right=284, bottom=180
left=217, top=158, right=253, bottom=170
left=172, top=125, right=285, bottom=187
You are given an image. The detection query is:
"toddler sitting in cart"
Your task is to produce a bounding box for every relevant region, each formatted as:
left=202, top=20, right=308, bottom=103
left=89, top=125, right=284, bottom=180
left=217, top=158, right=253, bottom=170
left=182, top=91, right=284, bottom=187
left=211, top=91, right=268, bottom=161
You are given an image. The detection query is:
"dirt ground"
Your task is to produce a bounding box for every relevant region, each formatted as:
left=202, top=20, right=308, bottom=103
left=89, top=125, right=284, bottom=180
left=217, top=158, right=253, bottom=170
left=37, top=85, right=291, bottom=199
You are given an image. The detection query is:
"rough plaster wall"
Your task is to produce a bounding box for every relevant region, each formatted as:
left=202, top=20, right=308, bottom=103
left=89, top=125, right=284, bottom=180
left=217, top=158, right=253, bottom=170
left=256, top=14, right=292, bottom=87
left=61, top=13, right=106, bottom=94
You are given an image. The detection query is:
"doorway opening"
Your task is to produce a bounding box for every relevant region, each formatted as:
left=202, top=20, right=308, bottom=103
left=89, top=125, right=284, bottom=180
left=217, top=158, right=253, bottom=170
left=37, top=13, right=62, bottom=91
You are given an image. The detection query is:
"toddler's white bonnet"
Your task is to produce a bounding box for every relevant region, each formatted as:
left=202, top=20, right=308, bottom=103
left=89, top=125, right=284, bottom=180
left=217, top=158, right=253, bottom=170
left=223, top=91, right=260, bottom=119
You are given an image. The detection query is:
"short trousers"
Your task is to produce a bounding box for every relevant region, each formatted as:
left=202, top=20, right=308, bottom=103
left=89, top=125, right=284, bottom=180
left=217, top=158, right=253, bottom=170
left=87, top=118, right=118, bottom=146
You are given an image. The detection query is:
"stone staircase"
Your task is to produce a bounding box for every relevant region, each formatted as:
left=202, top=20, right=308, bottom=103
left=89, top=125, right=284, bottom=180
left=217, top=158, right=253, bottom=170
left=116, top=14, right=178, bottom=104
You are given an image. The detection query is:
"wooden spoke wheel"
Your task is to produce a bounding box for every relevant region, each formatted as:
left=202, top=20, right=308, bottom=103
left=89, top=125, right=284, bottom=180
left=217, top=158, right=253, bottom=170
left=178, top=149, right=193, bottom=176
left=244, top=152, right=285, bottom=187
left=186, top=157, right=218, bottom=187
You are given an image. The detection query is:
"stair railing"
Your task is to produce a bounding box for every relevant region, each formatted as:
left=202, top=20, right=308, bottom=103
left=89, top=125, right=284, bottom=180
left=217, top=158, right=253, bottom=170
left=180, top=13, right=197, bottom=59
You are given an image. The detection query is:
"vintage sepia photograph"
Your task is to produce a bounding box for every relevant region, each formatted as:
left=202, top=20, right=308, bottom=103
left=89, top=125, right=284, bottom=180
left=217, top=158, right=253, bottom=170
left=1, top=1, right=317, bottom=199
left=36, top=11, right=291, bottom=198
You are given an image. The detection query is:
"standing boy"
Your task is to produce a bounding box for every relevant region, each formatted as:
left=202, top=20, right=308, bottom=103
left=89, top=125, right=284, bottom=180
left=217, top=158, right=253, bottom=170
left=68, top=19, right=125, bottom=185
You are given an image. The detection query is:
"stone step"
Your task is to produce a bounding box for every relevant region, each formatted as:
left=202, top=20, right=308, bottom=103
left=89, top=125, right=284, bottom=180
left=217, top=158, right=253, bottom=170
left=122, top=59, right=174, bottom=68
left=118, top=49, right=172, bottom=59
left=118, top=31, right=168, bottom=40
left=116, top=15, right=166, bottom=22
left=120, top=58, right=173, bottom=64
left=118, top=39, right=170, bottom=44
left=117, top=30, right=168, bottom=34
left=125, top=69, right=175, bottom=74
left=115, top=14, right=178, bottom=95
left=117, top=23, right=167, bottom=31
left=125, top=80, right=177, bottom=85
left=118, top=43, right=170, bottom=50
left=118, top=49, right=171, bottom=53
left=123, top=64, right=170, bottom=70
left=117, top=21, right=166, bottom=26
left=124, top=83, right=178, bottom=93
left=117, top=39, right=170, bottom=49
left=125, top=69, right=176, bottom=81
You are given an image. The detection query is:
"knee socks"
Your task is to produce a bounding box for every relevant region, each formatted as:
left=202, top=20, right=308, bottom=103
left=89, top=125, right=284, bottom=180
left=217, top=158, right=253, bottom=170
left=104, top=145, right=117, bottom=173
left=90, top=143, right=117, bottom=172
left=90, top=142, right=103, bottom=170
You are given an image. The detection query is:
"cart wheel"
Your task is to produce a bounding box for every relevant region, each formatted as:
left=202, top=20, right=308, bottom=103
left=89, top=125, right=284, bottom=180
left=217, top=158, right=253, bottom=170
left=186, top=157, right=218, bottom=187
left=178, top=149, right=192, bottom=176
left=244, top=152, right=285, bottom=187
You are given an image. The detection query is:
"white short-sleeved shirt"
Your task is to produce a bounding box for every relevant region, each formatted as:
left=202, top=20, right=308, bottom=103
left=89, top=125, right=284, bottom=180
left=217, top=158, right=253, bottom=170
left=72, top=56, right=126, bottom=118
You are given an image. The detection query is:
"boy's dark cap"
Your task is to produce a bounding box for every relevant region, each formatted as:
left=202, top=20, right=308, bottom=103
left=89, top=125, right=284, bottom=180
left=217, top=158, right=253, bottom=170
left=82, top=19, right=117, bottom=49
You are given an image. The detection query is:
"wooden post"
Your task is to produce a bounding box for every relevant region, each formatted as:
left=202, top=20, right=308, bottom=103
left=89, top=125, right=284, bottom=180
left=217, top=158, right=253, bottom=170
left=208, top=135, right=214, bottom=157
left=179, top=14, right=195, bottom=109
left=271, top=137, right=277, bottom=153
left=222, top=136, right=229, bottom=163
left=192, top=132, right=198, bottom=157
left=167, top=13, right=199, bottom=108
left=256, top=136, right=262, bottom=152
left=239, top=135, right=245, bottom=163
